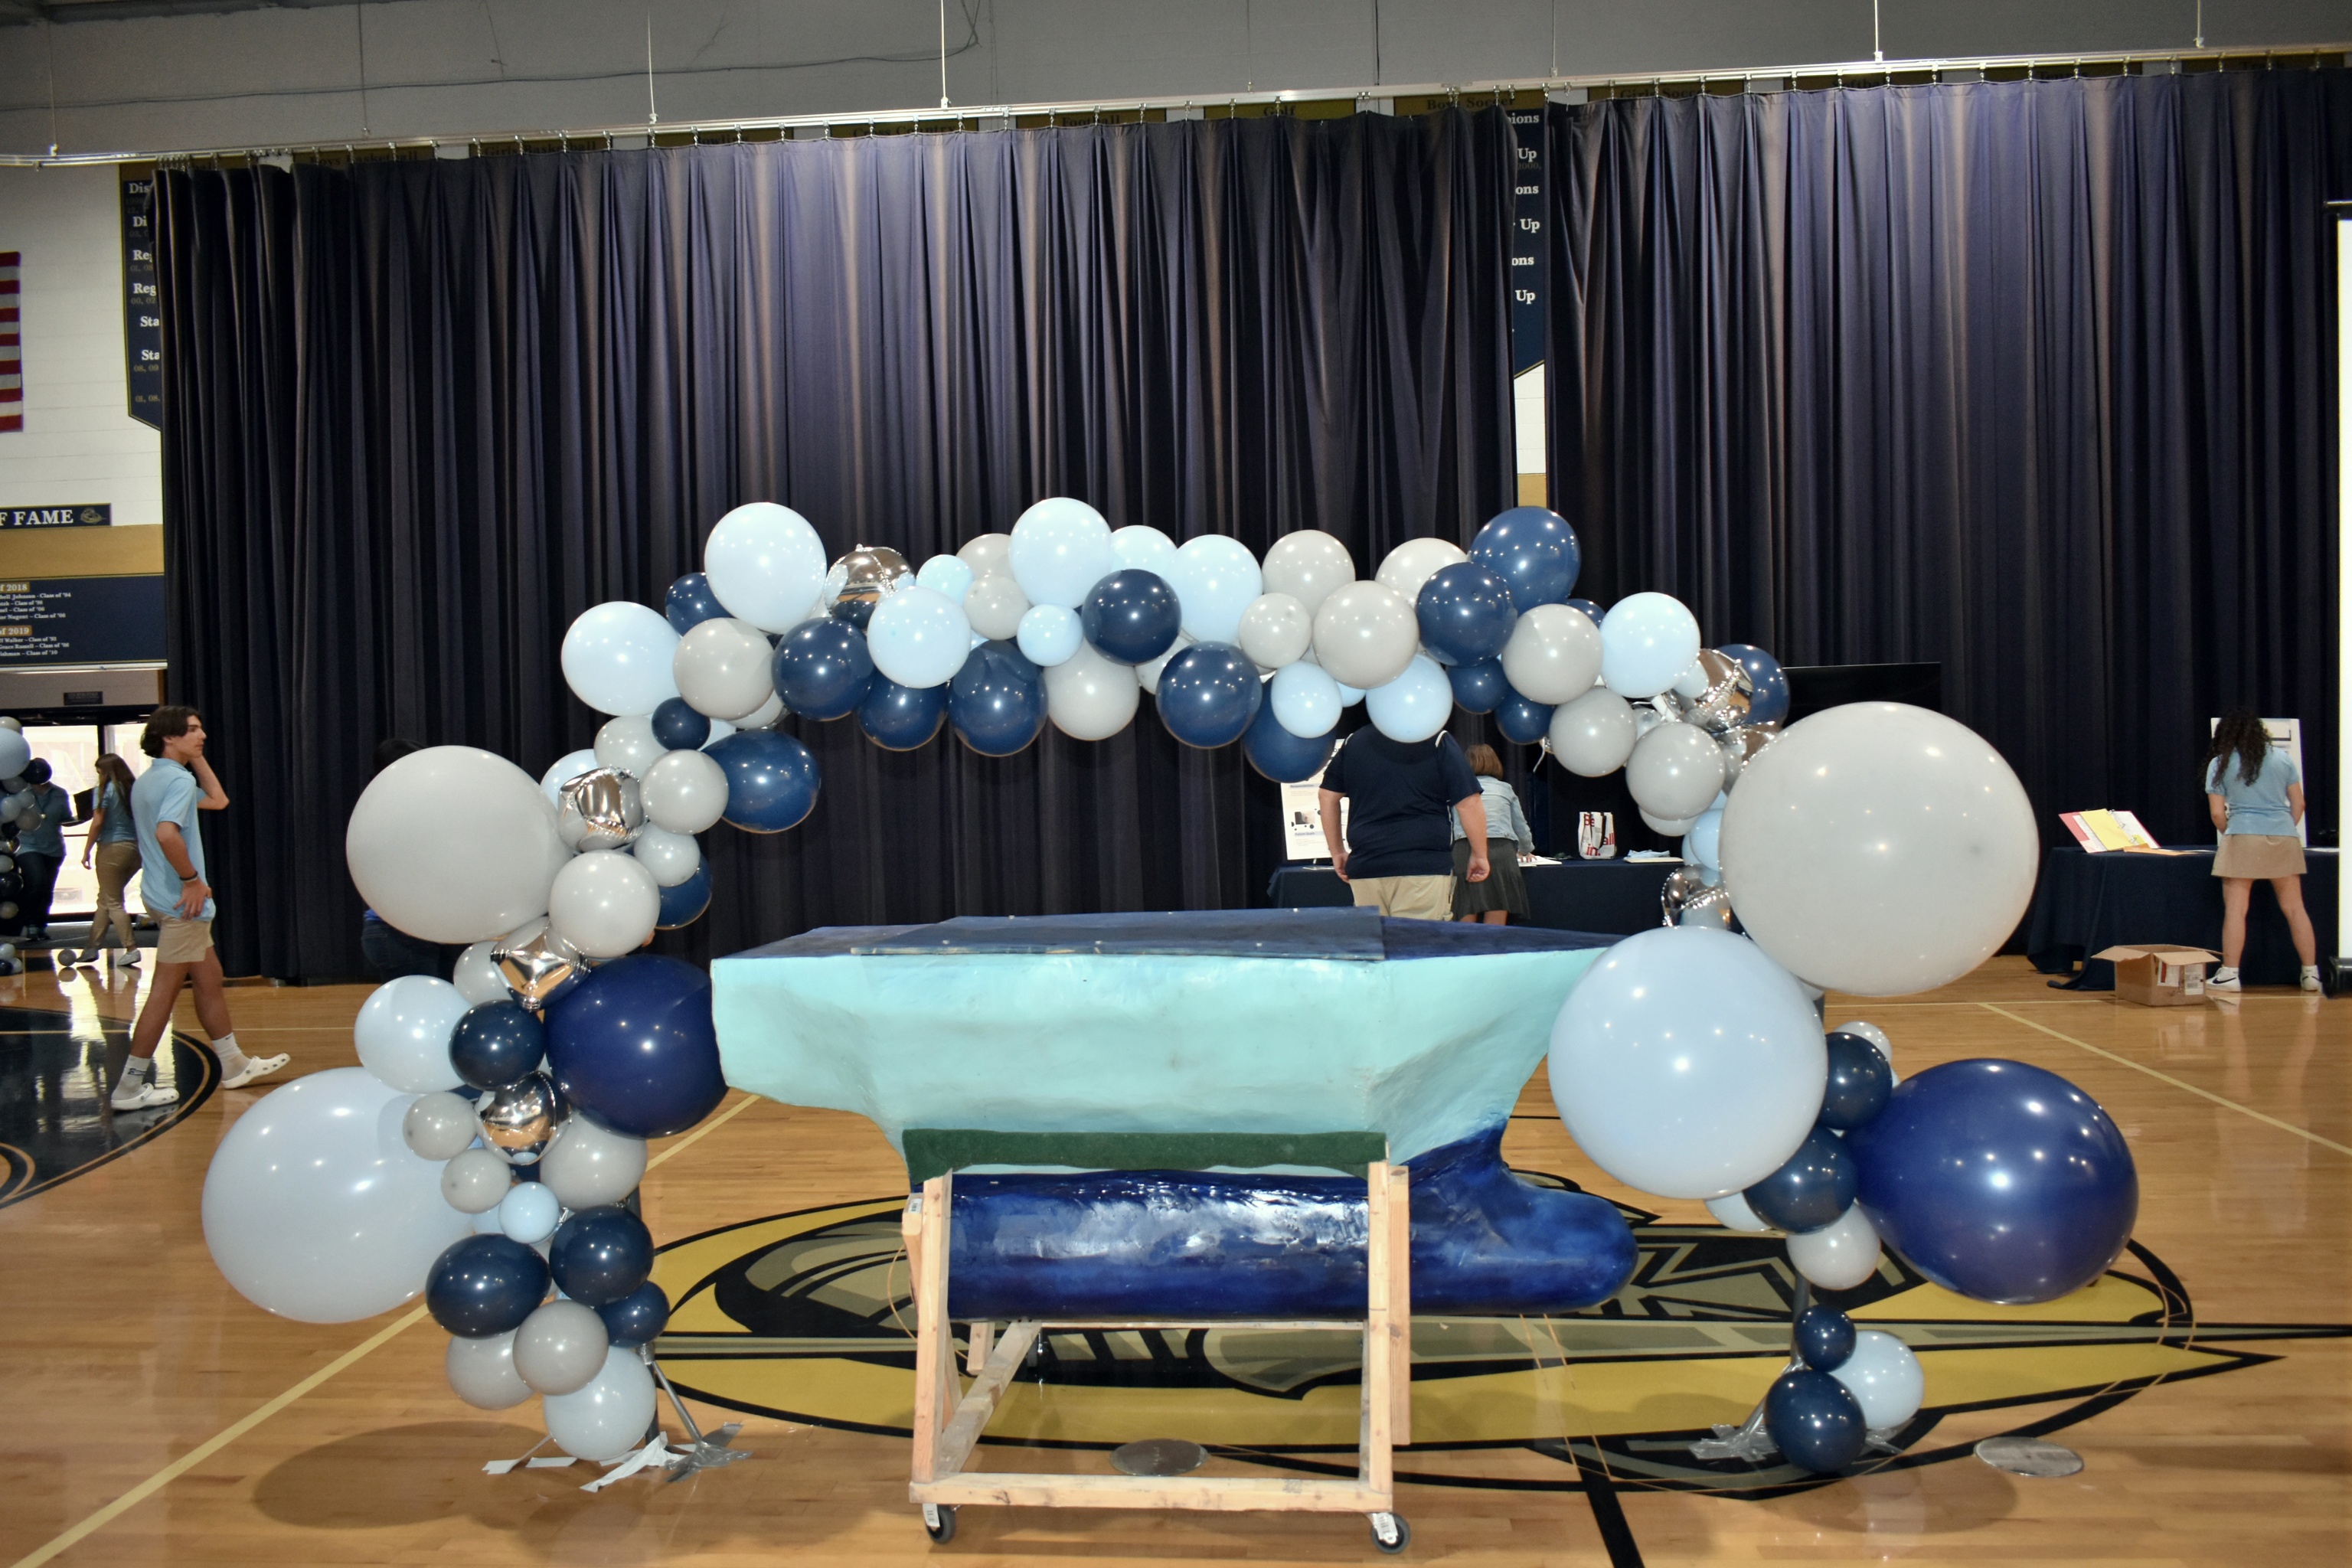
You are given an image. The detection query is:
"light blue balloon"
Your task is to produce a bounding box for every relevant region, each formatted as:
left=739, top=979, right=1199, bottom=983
left=1685, top=806, right=1724, bottom=869
left=1112, top=524, right=1179, bottom=575
left=1015, top=603, right=1083, bottom=667
left=1336, top=678, right=1367, bottom=707
left=497, top=1180, right=564, bottom=1245
left=1599, top=591, right=1703, bottom=699
left=915, top=553, right=975, bottom=602
left=1364, top=654, right=1453, bottom=742
left=1269, top=662, right=1343, bottom=740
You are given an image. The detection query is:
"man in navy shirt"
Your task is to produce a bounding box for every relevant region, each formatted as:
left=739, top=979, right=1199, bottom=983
left=1318, top=728, right=1488, bottom=920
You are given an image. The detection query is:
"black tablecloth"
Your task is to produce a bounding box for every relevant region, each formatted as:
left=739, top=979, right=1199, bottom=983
left=2024, top=846, right=2337, bottom=989
left=1266, top=859, right=1679, bottom=937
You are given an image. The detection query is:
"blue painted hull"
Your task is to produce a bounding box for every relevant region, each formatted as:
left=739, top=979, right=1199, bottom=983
left=944, top=1124, right=1637, bottom=1320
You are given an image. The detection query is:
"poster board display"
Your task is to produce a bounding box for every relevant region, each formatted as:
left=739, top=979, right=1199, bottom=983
left=1281, top=766, right=1347, bottom=862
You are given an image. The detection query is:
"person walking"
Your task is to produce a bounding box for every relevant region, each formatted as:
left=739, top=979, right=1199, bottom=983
left=12, top=759, right=74, bottom=945
left=1318, top=727, right=1488, bottom=921
left=72, top=753, right=142, bottom=967
left=113, top=707, right=289, bottom=1112
left=1452, top=745, right=1534, bottom=926
left=2203, top=707, right=2319, bottom=994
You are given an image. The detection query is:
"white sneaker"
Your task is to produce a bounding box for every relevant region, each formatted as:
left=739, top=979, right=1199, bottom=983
left=2301, top=970, right=2324, bottom=993
left=117, top=947, right=141, bottom=966
left=2206, top=970, right=2242, bottom=994
left=110, top=1083, right=179, bottom=1111
left=221, top=1054, right=291, bottom=1089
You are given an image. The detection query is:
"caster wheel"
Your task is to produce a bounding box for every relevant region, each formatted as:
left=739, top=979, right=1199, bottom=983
left=1370, top=1511, right=1410, bottom=1553
left=922, top=1502, right=958, bottom=1544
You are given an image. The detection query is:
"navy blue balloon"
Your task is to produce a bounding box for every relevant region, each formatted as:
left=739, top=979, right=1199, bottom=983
left=1241, top=699, right=1338, bottom=782
left=1793, top=1304, right=1856, bottom=1371
left=664, top=572, right=729, bottom=635
left=1494, top=688, right=1554, bottom=746
left=1820, top=1032, right=1895, bottom=1131
left=1717, top=642, right=1790, bottom=726
left=426, top=1234, right=549, bottom=1338
left=705, top=730, right=820, bottom=832
left=1764, top=1369, right=1868, bottom=1472
left=649, top=696, right=711, bottom=751
left=655, top=859, right=711, bottom=929
left=449, top=1001, right=546, bottom=1091
left=1744, top=1126, right=1858, bottom=1234
left=1847, top=1058, right=2138, bottom=1305
left=1468, top=506, right=1580, bottom=609
left=858, top=675, right=947, bottom=750
left=1448, top=658, right=1508, bottom=714
left=1416, top=561, right=1519, bottom=665
left=543, top=953, right=728, bottom=1138
left=1565, top=596, right=1606, bottom=626
left=1157, top=642, right=1263, bottom=748
left=772, top=619, right=875, bottom=720
left=549, top=1205, right=655, bottom=1307
left=1080, top=569, right=1182, bottom=665
left=948, top=641, right=1048, bottom=756
left=596, top=1280, right=671, bottom=1348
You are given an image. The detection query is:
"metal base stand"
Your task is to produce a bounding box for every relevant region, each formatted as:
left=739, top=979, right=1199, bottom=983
left=644, top=1348, right=750, bottom=1482
left=1975, top=1436, right=2084, bottom=1478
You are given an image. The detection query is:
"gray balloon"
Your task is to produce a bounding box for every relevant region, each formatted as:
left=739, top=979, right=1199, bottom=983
left=544, top=1346, right=658, bottom=1462
left=440, top=1148, right=512, bottom=1214
left=403, top=1091, right=480, bottom=1161
left=540, top=1115, right=650, bottom=1210
left=1625, top=720, right=1727, bottom=822
left=446, top=1330, right=534, bottom=1410
left=513, top=1299, right=612, bottom=1396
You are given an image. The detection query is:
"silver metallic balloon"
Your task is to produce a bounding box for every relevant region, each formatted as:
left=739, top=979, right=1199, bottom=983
left=476, top=1070, right=568, bottom=1165
left=557, top=767, right=644, bottom=851
left=824, top=544, right=914, bottom=628
left=1661, top=866, right=1736, bottom=929
left=1680, top=649, right=1756, bottom=738
left=493, top=916, right=586, bottom=1010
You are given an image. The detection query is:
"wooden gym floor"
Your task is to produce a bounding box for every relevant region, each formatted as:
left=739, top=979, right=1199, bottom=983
left=1, top=954, right=2346, bottom=1566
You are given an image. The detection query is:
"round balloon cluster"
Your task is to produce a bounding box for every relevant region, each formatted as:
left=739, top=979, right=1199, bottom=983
left=1762, top=1302, right=1928, bottom=1471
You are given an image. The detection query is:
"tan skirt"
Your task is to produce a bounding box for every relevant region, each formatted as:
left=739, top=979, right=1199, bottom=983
left=2213, top=834, right=2306, bottom=879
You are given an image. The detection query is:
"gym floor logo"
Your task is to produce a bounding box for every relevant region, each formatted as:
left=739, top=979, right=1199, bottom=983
left=649, top=1173, right=2346, bottom=1498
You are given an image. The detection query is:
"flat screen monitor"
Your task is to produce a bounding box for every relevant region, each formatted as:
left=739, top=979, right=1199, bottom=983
left=1780, top=662, right=1942, bottom=726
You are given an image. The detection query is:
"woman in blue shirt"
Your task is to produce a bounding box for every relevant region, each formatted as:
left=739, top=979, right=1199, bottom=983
left=2203, top=707, right=2318, bottom=992
left=70, top=753, right=142, bottom=966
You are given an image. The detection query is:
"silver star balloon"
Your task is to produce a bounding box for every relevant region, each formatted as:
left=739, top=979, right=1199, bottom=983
left=557, top=766, right=644, bottom=851
left=493, top=916, right=586, bottom=1010
left=476, top=1070, right=567, bottom=1165
left=823, top=544, right=914, bottom=629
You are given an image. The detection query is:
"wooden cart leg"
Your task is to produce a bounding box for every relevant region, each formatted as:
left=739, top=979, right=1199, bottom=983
left=1362, top=1161, right=1395, bottom=1498
left=1387, top=1162, right=1412, bottom=1449
left=910, top=1174, right=954, bottom=1484
left=966, top=1319, right=995, bottom=1376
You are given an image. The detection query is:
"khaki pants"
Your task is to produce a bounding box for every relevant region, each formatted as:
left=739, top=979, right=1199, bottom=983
left=1349, top=874, right=1455, bottom=922
left=91, top=841, right=142, bottom=950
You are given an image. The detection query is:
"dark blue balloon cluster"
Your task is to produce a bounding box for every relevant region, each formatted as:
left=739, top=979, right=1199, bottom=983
left=1765, top=1303, right=1870, bottom=1472
left=1743, top=1033, right=1892, bottom=1233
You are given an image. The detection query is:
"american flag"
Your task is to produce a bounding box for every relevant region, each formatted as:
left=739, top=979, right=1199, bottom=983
left=0, top=252, right=18, bottom=433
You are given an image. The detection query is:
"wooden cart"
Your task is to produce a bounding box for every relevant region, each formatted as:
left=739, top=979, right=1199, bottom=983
left=899, top=1129, right=1414, bottom=1553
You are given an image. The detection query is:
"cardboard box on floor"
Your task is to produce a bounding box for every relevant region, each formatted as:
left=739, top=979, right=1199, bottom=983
left=2094, top=944, right=2217, bottom=1006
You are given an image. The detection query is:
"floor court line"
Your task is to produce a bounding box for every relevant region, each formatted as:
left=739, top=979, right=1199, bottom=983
left=5, top=1089, right=767, bottom=1568
left=1976, top=1001, right=2352, bottom=1160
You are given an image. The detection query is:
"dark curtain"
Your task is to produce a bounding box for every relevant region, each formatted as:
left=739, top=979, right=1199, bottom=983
left=159, top=111, right=1517, bottom=980
left=1549, top=69, right=2352, bottom=853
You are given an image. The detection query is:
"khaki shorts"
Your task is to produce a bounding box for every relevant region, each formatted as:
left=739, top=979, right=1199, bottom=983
left=2213, top=835, right=2306, bottom=880
left=154, top=916, right=216, bottom=964
left=1348, top=874, right=1455, bottom=922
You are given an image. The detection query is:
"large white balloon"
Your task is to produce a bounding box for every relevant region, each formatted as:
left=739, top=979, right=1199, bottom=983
left=538, top=749, right=599, bottom=807
left=547, top=850, right=661, bottom=959
left=1599, top=592, right=1702, bottom=699
left=1786, top=1203, right=1884, bottom=1290
left=544, top=1345, right=658, bottom=1462
left=671, top=617, right=777, bottom=720
left=1260, top=530, right=1356, bottom=613
left=1312, top=581, right=1418, bottom=690
left=560, top=602, right=681, bottom=717
left=1043, top=639, right=1142, bottom=740
left=1009, top=498, right=1119, bottom=609
left=1374, top=537, right=1468, bottom=605
left=1364, top=655, right=1453, bottom=743
left=447, top=1331, right=534, bottom=1410
left=1548, top=688, right=1638, bottom=776
left=1016, top=603, right=1084, bottom=667
left=202, top=1068, right=473, bottom=1323
left=1165, top=534, right=1264, bottom=645
left=867, top=583, right=973, bottom=688
left=1831, top=1330, right=1925, bottom=1429
left=1236, top=593, right=1314, bottom=670
left=593, top=714, right=665, bottom=778
left=1624, top=721, right=1726, bottom=822
left=642, top=747, right=729, bottom=835
left=354, top=975, right=469, bottom=1093
left=1720, top=704, right=2039, bottom=995
left=704, top=501, right=828, bottom=632
left=0, top=728, right=29, bottom=781
left=1548, top=926, right=1827, bottom=1200
left=1499, top=603, right=1605, bottom=704
left=1111, top=524, right=1178, bottom=574
left=540, top=1116, right=650, bottom=1210
left=349, top=748, right=571, bottom=944
left=963, top=573, right=1031, bottom=642
left=1269, top=661, right=1343, bottom=740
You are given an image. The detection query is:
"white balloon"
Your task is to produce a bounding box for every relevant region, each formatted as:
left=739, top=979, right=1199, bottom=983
left=1260, top=530, right=1356, bottom=613
left=538, top=749, right=599, bottom=807
left=1830, top=1329, right=1925, bottom=1429
left=593, top=714, right=665, bottom=778
left=1364, top=654, right=1453, bottom=743
left=1008, top=497, right=1119, bottom=609
left=1625, top=721, right=1726, bottom=822
left=1640, top=808, right=1700, bottom=837
left=1548, top=926, right=1827, bottom=1200
left=403, top=1090, right=481, bottom=1160
left=514, top=1299, right=611, bottom=1396
left=1706, top=1191, right=1773, bottom=1232
left=1499, top=603, right=1605, bottom=704
left=704, top=501, right=828, bottom=632
left=956, top=532, right=1012, bottom=577
left=201, top=1068, right=473, bottom=1323
left=1236, top=593, right=1314, bottom=669
left=1374, top=537, right=1468, bottom=605
left=560, top=602, right=681, bottom=717
left=348, top=747, right=572, bottom=944
left=547, top=850, right=661, bottom=959
left=0, top=729, right=28, bottom=780
left=1016, top=603, right=1084, bottom=667
left=1787, top=1203, right=1885, bottom=1291
left=1137, top=631, right=1195, bottom=695
left=354, top=975, right=469, bottom=1093
left=1720, top=704, right=2040, bottom=995
left=1165, top=534, right=1264, bottom=645
left=914, top=552, right=975, bottom=601
left=1311, top=580, right=1418, bottom=690
left=642, top=748, right=729, bottom=835
left=670, top=617, right=776, bottom=720
left=1599, top=592, right=1703, bottom=699
left=452, top=940, right=510, bottom=1006
left=1043, top=639, right=1141, bottom=740
left=544, top=1345, right=658, bottom=1462
left=540, top=1117, right=649, bottom=1210
left=1548, top=688, right=1638, bottom=776
left=1269, top=662, right=1343, bottom=740
left=1111, top=524, right=1178, bottom=574
left=446, top=1331, right=534, bottom=1410
left=868, top=583, right=973, bottom=688
left=441, top=1147, right=513, bottom=1214
left=631, top=824, right=703, bottom=887
left=963, top=572, right=1031, bottom=642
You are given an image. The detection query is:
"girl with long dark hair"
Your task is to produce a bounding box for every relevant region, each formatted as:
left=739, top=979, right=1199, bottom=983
left=2203, top=707, right=2318, bottom=992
